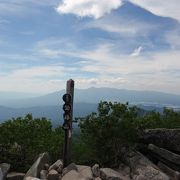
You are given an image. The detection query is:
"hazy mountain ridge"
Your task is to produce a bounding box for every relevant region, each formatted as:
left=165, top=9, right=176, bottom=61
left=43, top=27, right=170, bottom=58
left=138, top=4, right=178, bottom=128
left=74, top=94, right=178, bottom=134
left=0, top=88, right=180, bottom=124
left=0, top=103, right=98, bottom=126
left=1, top=88, right=180, bottom=108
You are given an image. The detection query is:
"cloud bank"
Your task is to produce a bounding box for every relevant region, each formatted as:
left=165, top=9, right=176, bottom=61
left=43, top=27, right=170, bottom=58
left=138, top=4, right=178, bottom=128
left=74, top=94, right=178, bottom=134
left=56, top=0, right=180, bottom=21
left=56, top=0, right=123, bottom=19
left=129, top=0, right=180, bottom=21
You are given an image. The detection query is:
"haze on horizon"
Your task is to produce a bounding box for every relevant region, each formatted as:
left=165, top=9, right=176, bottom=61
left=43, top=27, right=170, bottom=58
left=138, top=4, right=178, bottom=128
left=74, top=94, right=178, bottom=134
left=0, top=0, right=180, bottom=95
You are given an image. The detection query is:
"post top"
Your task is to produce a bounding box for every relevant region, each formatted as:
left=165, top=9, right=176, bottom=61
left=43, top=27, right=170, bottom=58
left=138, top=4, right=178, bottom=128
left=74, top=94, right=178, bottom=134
left=67, top=79, right=74, bottom=88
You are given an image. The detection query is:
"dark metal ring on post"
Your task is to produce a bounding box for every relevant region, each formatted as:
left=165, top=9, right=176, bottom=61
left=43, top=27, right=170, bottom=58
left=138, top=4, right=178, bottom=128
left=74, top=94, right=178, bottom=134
left=62, top=123, right=70, bottom=130
left=63, top=104, right=71, bottom=112
left=62, top=93, right=71, bottom=103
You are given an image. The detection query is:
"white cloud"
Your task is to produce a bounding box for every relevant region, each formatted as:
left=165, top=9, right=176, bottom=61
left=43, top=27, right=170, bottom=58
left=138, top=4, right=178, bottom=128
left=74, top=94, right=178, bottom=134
left=3, top=35, right=179, bottom=94
left=0, top=65, right=77, bottom=93
left=130, top=46, right=143, bottom=57
left=56, top=0, right=123, bottom=19
left=78, top=8, right=164, bottom=40
left=31, top=36, right=180, bottom=94
left=129, top=0, right=180, bottom=21
left=76, top=77, right=128, bottom=87
left=73, top=46, right=180, bottom=94
left=1, top=47, right=180, bottom=94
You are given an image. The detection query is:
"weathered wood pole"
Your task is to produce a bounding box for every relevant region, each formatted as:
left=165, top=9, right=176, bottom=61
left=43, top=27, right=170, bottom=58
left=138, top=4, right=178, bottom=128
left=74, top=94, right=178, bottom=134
left=63, top=79, right=74, bottom=167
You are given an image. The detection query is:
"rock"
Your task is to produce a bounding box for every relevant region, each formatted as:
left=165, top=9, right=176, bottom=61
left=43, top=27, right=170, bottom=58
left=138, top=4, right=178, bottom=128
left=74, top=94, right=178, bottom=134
left=61, top=170, right=87, bottom=180
left=24, top=152, right=50, bottom=179
left=126, top=151, right=170, bottom=180
left=118, top=163, right=131, bottom=176
left=44, top=164, right=50, bottom=171
left=127, top=151, right=156, bottom=172
left=47, top=170, right=59, bottom=180
left=158, top=161, right=180, bottom=180
left=77, top=165, right=93, bottom=179
left=40, top=170, right=48, bottom=180
left=100, top=168, right=126, bottom=180
left=62, top=163, right=78, bottom=176
left=148, top=144, right=180, bottom=166
left=141, top=128, right=180, bottom=153
left=24, top=177, right=41, bottom=180
left=94, top=178, right=102, bottom=180
left=92, top=164, right=100, bottom=177
left=0, top=168, right=3, bottom=180
left=57, top=166, right=63, bottom=174
left=6, top=172, right=25, bottom=180
left=0, top=163, right=11, bottom=180
left=48, top=160, right=63, bottom=172
left=132, top=165, right=170, bottom=180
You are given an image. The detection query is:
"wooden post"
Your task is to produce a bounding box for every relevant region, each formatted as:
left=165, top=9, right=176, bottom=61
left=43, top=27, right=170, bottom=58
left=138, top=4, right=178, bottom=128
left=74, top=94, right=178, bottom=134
left=63, top=79, right=74, bottom=167
left=66, top=79, right=74, bottom=133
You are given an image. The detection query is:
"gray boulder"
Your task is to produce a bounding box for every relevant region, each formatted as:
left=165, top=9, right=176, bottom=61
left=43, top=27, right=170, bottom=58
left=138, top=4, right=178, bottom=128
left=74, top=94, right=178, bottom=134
left=118, top=163, right=131, bottom=177
left=61, top=170, right=87, bottom=180
left=40, top=170, right=48, bottom=180
left=0, top=168, right=3, bottom=180
left=92, top=164, right=100, bottom=177
left=6, top=172, right=25, bottom=180
left=0, top=163, right=11, bottom=180
left=141, top=128, right=180, bottom=153
left=47, top=170, right=59, bottom=180
left=158, top=162, right=180, bottom=180
left=126, top=151, right=170, bottom=180
left=24, top=177, right=41, bottom=180
left=148, top=144, right=180, bottom=166
left=62, top=163, right=78, bottom=176
left=132, top=165, right=169, bottom=180
left=77, top=165, right=93, bottom=180
left=48, top=160, right=63, bottom=172
left=100, top=168, right=127, bottom=180
left=24, top=152, right=50, bottom=179
left=44, top=164, right=50, bottom=171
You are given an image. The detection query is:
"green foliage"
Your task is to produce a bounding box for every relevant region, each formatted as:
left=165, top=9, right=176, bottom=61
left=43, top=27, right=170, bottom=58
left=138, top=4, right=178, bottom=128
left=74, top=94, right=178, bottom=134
left=162, top=108, right=180, bottom=128
left=0, top=114, right=64, bottom=172
left=134, top=108, right=180, bottom=130
left=78, top=101, right=139, bottom=167
left=77, top=102, right=180, bottom=167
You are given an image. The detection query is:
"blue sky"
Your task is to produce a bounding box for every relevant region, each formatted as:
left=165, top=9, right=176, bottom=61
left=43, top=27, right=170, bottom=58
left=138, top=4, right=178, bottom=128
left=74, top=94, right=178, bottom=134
left=0, top=0, right=180, bottom=94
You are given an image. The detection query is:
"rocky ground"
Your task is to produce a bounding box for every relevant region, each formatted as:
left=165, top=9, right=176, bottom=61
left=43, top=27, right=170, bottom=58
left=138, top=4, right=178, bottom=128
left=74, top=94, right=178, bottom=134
left=1, top=128, right=180, bottom=180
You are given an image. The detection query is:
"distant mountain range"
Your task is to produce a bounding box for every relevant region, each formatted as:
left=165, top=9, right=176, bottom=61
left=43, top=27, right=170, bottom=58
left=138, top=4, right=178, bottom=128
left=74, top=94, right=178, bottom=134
left=1, top=87, right=180, bottom=108
left=0, top=88, right=180, bottom=124
left=0, top=103, right=98, bottom=125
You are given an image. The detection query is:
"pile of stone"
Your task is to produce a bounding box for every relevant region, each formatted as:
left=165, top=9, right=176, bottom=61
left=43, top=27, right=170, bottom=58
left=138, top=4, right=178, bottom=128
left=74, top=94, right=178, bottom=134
left=1, top=152, right=131, bottom=180
left=22, top=152, right=132, bottom=180
left=2, top=151, right=177, bottom=180
left=139, top=128, right=180, bottom=180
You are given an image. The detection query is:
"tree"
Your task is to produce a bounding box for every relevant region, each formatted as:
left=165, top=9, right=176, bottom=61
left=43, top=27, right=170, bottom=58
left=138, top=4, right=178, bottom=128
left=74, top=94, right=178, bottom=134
left=77, top=101, right=180, bottom=167
left=78, top=101, right=139, bottom=167
left=0, top=114, right=64, bottom=172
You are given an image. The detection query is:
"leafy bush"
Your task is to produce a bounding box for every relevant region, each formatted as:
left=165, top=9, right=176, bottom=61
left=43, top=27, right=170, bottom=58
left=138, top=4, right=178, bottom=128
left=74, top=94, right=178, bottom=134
left=78, top=101, right=139, bottom=167
left=0, top=114, right=64, bottom=172
left=77, top=102, right=180, bottom=167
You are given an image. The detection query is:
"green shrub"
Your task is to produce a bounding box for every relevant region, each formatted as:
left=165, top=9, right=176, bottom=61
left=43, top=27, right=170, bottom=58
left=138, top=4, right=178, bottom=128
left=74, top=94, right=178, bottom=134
left=0, top=114, right=64, bottom=172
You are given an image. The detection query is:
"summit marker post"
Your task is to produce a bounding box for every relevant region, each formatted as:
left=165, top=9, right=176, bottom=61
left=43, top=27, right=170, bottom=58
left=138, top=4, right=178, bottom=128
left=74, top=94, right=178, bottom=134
left=62, top=79, right=74, bottom=167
